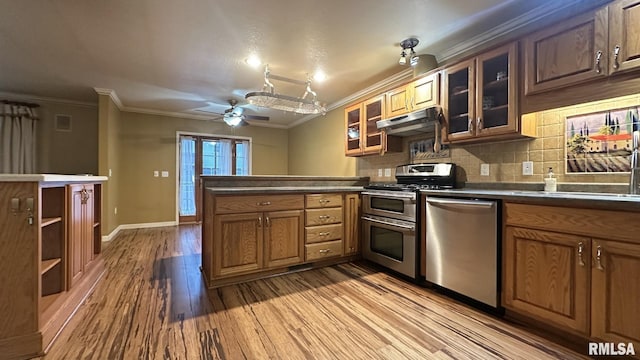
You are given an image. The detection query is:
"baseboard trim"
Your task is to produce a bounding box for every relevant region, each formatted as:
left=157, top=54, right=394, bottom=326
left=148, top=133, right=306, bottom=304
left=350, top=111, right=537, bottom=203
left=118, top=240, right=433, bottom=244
left=101, top=221, right=178, bottom=243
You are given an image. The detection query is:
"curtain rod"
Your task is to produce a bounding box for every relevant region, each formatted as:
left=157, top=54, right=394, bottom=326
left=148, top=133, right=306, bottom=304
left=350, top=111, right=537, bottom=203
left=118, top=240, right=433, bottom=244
left=2, top=100, right=40, bottom=108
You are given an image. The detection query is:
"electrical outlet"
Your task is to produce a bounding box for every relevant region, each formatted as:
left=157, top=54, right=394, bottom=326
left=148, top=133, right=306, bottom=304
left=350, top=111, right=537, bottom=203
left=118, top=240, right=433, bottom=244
left=480, top=164, right=490, bottom=176
left=161, top=171, right=169, bottom=177
left=377, top=169, right=383, bottom=177
left=384, top=168, right=392, bottom=177
left=522, top=161, right=534, bottom=176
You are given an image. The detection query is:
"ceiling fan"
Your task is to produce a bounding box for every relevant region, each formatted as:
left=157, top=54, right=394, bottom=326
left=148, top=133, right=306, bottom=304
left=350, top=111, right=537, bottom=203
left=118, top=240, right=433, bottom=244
left=220, top=99, right=270, bottom=127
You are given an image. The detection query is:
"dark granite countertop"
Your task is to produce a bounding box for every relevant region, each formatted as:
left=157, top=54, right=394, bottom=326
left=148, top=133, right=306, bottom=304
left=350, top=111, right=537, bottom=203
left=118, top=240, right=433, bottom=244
left=206, top=186, right=364, bottom=194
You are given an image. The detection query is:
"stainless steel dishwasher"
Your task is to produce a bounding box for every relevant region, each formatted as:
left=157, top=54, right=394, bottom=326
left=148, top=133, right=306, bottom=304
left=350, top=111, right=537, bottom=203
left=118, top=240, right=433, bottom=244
left=425, top=196, right=499, bottom=307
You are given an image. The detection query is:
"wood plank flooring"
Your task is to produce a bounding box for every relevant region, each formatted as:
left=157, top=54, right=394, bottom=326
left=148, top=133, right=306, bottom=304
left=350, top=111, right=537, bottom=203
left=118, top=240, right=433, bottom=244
left=42, top=225, right=588, bottom=359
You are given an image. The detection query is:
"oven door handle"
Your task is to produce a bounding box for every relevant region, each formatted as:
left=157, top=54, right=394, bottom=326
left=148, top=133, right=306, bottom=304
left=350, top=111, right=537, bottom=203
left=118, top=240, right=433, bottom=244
left=361, top=216, right=415, bottom=231
left=361, top=191, right=416, bottom=200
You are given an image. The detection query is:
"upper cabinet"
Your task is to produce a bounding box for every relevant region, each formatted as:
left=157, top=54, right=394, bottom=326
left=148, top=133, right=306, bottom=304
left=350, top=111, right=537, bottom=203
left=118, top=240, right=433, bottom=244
left=386, top=72, right=439, bottom=118
left=344, top=94, right=401, bottom=157
left=443, top=42, right=523, bottom=143
left=608, top=0, right=640, bottom=73
left=524, top=0, right=640, bottom=95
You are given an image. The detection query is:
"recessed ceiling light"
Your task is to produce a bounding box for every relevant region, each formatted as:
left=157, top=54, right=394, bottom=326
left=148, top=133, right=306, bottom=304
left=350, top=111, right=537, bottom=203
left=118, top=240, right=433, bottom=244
left=245, top=54, right=262, bottom=68
left=313, top=70, right=326, bottom=82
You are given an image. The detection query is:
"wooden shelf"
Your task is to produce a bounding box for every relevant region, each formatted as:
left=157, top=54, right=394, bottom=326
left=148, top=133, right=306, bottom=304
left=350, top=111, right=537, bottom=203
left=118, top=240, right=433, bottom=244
left=41, top=258, right=62, bottom=275
left=367, top=132, right=382, bottom=137
left=367, top=115, right=382, bottom=122
left=483, top=78, right=508, bottom=90
left=451, top=89, right=469, bottom=97
left=40, top=292, right=62, bottom=313
left=348, top=138, right=360, bottom=142
left=482, top=104, right=509, bottom=112
left=450, top=113, right=469, bottom=120
left=347, top=122, right=360, bottom=127
left=41, top=217, right=62, bottom=228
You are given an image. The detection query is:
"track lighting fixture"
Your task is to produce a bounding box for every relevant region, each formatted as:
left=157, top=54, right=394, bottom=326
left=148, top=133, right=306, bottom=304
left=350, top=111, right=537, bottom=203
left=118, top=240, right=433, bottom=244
left=398, top=37, right=419, bottom=66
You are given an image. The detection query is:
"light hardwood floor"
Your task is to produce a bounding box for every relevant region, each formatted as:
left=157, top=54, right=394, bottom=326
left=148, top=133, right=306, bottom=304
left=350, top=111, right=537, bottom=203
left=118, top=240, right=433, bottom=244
left=42, top=225, right=587, bottom=359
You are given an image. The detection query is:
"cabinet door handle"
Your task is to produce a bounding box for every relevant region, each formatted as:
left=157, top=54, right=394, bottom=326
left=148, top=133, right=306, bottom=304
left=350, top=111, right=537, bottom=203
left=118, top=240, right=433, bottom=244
left=595, top=50, right=602, bottom=73
left=612, top=45, right=620, bottom=70
left=319, top=199, right=330, bottom=205
left=319, top=231, right=330, bottom=236
left=265, top=216, right=270, bottom=228
left=595, top=245, right=604, bottom=271
left=318, top=215, right=330, bottom=220
left=257, top=201, right=271, bottom=206
left=409, top=96, right=414, bottom=109
left=577, top=242, right=585, bottom=267
left=319, top=249, right=331, bottom=254
left=477, top=117, right=483, bottom=131
left=257, top=216, right=262, bottom=228
left=468, top=117, right=474, bottom=134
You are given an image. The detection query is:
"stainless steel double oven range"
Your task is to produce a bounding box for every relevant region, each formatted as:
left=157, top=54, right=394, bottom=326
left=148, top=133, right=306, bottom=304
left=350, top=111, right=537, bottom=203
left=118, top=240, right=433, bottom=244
left=361, top=163, right=456, bottom=279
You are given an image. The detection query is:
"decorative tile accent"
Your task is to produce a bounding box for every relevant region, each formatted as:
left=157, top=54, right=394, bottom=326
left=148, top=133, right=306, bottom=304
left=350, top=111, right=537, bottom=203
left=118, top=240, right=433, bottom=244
left=565, top=106, right=639, bottom=174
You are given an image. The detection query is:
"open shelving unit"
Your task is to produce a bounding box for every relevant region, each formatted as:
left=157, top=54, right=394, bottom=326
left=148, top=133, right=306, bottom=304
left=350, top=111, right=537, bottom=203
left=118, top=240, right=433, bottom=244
left=40, top=186, right=66, bottom=313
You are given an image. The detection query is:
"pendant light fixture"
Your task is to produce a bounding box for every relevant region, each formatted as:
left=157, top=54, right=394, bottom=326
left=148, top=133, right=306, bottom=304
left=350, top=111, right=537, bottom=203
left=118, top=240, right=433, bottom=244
left=398, top=37, right=419, bottom=66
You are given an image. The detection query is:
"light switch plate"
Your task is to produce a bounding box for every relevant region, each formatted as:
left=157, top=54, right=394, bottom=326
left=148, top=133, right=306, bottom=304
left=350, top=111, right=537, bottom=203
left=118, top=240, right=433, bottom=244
left=161, top=171, right=169, bottom=177
left=480, top=164, right=490, bottom=176
left=153, top=171, right=159, bottom=177
left=377, top=169, right=383, bottom=177
left=522, top=161, right=534, bottom=176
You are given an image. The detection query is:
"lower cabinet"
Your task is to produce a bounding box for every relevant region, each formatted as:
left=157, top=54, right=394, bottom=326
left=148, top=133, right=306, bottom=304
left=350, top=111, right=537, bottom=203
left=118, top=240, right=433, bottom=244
left=503, top=202, right=640, bottom=347
left=205, top=192, right=361, bottom=287
left=343, top=193, right=361, bottom=255
left=68, top=184, right=95, bottom=288
left=591, top=239, right=640, bottom=345
left=503, top=226, right=590, bottom=334
left=213, top=209, right=304, bottom=277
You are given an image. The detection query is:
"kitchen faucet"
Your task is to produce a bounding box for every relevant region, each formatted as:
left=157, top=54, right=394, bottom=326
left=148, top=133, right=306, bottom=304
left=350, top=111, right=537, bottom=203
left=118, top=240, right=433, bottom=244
left=630, top=130, right=640, bottom=194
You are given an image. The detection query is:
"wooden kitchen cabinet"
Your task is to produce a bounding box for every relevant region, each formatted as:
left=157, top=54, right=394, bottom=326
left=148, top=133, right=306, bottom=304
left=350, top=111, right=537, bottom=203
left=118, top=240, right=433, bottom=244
left=443, top=42, right=522, bottom=143
left=591, top=239, right=640, bottom=346
left=344, top=95, right=401, bottom=157
left=524, top=0, right=640, bottom=95
left=204, top=191, right=358, bottom=287
left=264, top=210, right=304, bottom=268
left=211, top=195, right=305, bottom=278
left=68, top=184, right=95, bottom=288
left=503, top=201, right=640, bottom=345
left=343, top=193, right=361, bottom=255
left=386, top=72, right=439, bottom=118
left=608, top=0, right=640, bottom=74
left=0, top=178, right=105, bottom=359
left=304, top=194, right=343, bottom=260
left=503, top=226, right=590, bottom=334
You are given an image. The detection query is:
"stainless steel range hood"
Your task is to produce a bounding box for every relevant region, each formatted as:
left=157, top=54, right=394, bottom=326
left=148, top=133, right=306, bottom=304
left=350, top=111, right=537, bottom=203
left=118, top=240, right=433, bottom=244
left=376, top=106, right=442, bottom=136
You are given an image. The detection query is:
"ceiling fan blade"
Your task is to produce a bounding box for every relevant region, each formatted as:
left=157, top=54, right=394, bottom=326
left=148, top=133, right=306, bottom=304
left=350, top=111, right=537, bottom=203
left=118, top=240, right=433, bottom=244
left=243, top=114, right=270, bottom=121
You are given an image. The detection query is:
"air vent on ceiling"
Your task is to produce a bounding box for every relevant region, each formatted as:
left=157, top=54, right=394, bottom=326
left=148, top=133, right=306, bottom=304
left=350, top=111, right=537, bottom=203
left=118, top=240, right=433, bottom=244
left=55, top=114, right=72, bottom=132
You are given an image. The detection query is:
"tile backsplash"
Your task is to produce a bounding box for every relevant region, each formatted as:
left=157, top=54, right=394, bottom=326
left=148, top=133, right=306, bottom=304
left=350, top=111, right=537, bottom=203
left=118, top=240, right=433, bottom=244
left=358, top=93, right=640, bottom=186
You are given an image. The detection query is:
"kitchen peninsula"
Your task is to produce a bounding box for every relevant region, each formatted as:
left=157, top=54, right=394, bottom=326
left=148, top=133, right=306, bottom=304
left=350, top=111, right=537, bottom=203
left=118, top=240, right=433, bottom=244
left=0, top=174, right=106, bottom=359
left=200, top=175, right=366, bottom=288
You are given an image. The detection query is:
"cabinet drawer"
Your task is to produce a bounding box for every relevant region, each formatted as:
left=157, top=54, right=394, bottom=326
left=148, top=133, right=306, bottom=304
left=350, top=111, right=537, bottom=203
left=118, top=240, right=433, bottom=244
left=305, top=207, right=343, bottom=226
left=215, top=195, right=304, bottom=214
left=305, top=194, right=342, bottom=209
left=306, top=224, right=343, bottom=243
left=305, top=240, right=343, bottom=261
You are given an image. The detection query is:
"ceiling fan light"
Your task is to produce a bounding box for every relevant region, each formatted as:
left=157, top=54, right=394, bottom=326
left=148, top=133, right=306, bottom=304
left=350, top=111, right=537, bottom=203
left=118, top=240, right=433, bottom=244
left=224, top=116, right=243, bottom=127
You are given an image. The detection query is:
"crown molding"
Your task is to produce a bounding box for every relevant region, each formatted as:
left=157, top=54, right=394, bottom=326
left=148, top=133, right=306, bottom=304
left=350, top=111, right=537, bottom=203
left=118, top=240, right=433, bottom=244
left=437, top=0, right=601, bottom=62
left=93, top=87, right=124, bottom=110
left=0, top=91, right=96, bottom=108
left=288, top=68, right=414, bottom=128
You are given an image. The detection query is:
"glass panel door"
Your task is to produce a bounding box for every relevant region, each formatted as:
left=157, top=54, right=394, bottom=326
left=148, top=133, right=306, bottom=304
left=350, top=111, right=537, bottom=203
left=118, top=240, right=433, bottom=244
left=179, top=136, right=197, bottom=222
